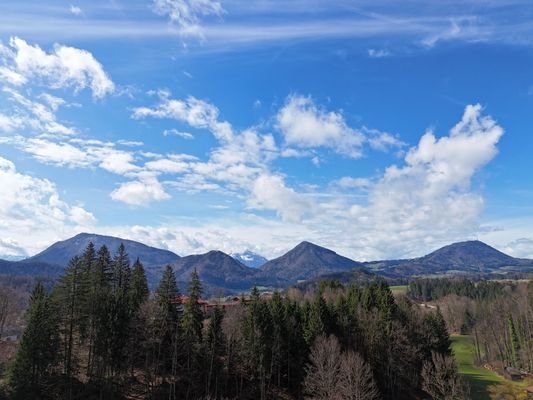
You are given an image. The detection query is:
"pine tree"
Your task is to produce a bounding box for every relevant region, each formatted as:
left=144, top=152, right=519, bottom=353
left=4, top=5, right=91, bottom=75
left=181, top=269, right=204, bottom=394
left=127, top=258, right=150, bottom=375
left=108, top=243, right=132, bottom=375
left=304, top=292, right=327, bottom=344
left=53, top=256, right=87, bottom=381
left=81, top=242, right=103, bottom=378
left=243, top=287, right=273, bottom=400
left=154, top=265, right=181, bottom=398
left=9, top=282, right=59, bottom=399
left=422, top=308, right=451, bottom=358
left=129, top=258, right=149, bottom=313
left=508, top=315, right=521, bottom=367
left=205, top=306, right=225, bottom=398
left=91, top=245, right=113, bottom=381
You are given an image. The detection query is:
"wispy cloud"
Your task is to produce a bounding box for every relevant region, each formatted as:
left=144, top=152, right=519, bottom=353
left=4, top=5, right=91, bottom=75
left=1, top=6, right=533, bottom=52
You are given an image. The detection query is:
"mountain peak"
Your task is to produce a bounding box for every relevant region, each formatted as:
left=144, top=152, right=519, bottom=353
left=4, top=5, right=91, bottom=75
left=26, top=232, right=180, bottom=267
left=258, top=241, right=362, bottom=283
left=231, top=250, right=268, bottom=269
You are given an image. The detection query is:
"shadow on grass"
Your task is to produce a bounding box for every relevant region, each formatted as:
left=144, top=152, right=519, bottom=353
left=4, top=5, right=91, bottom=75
left=462, top=370, right=499, bottom=400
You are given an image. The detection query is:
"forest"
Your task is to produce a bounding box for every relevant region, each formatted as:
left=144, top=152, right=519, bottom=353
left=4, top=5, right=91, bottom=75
left=411, top=277, right=533, bottom=376
left=0, top=243, right=499, bottom=400
left=2, top=246, right=533, bottom=399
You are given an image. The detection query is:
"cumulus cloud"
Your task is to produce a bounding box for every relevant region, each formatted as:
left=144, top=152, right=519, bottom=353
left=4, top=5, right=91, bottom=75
left=277, top=94, right=365, bottom=158
left=340, top=103, right=504, bottom=258
left=0, top=156, right=95, bottom=257
left=152, top=0, right=224, bottom=37
left=70, top=206, right=96, bottom=225
left=110, top=175, right=170, bottom=206
left=277, top=95, right=404, bottom=158
left=133, top=93, right=232, bottom=141
left=248, top=174, right=311, bottom=222
left=3, top=136, right=139, bottom=175
left=503, top=238, right=533, bottom=259
left=1, top=37, right=114, bottom=98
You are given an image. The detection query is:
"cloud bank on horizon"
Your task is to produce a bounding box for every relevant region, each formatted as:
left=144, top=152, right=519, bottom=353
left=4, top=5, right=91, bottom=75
left=0, top=0, right=533, bottom=261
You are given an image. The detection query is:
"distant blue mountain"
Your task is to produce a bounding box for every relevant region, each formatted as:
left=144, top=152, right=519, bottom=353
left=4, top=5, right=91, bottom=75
left=25, top=232, right=180, bottom=268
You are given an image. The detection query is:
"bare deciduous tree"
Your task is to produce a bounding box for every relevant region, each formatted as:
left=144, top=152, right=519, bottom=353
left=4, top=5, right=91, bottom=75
left=305, top=335, right=380, bottom=400
left=422, top=352, right=469, bottom=400
left=337, top=351, right=380, bottom=400
left=304, top=335, right=341, bottom=400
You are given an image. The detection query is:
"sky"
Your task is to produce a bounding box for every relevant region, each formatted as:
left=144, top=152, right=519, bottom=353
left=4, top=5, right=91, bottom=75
left=1, top=0, right=533, bottom=261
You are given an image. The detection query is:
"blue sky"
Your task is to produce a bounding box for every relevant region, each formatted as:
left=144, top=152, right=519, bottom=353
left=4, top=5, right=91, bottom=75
left=1, top=0, right=533, bottom=261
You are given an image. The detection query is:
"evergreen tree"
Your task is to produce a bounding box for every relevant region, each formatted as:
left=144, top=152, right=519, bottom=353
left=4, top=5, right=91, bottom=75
left=53, top=256, right=87, bottom=381
left=127, top=258, right=149, bottom=375
left=154, top=265, right=181, bottom=398
left=90, top=245, right=113, bottom=381
left=304, top=292, right=327, bottom=344
left=242, top=287, right=273, bottom=400
left=129, top=258, right=149, bottom=313
left=9, top=282, right=59, bottom=399
left=204, top=306, right=225, bottom=398
left=508, top=315, right=521, bottom=367
left=181, top=269, right=204, bottom=394
left=422, top=308, right=452, bottom=358
left=108, top=243, right=132, bottom=375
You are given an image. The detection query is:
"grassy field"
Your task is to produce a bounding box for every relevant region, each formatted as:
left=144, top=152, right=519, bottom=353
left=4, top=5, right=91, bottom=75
left=451, top=335, right=531, bottom=400
left=390, top=285, right=408, bottom=295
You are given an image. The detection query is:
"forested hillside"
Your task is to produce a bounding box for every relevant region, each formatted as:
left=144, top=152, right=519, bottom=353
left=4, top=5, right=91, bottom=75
left=0, top=242, right=467, bottom=400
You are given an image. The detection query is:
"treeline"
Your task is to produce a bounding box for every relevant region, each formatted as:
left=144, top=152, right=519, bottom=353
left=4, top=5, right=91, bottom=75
left=407, top=277, right=506, bottom=301
left=419, top=277, right=533, bottom=375
left=3, top=243, right=467, bottom=399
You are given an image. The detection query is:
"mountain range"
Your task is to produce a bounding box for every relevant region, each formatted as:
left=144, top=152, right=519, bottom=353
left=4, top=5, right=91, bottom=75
left=1, top=234, right=532, bottom=294
left=364, top=240, right=533, bottom=277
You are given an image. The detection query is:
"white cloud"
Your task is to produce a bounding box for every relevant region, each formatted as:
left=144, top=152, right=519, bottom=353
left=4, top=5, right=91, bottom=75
left=0, top=156, right=95, bottom=257
left=145, top=157, right=190, bottom=173
left=3, top=37, right=114, bottom=99
left=366, top=129, right=405, bottom=152
left=152, top=0, right=224, bottom=37
left=70, top=206, right=96, bottom=226
left=337, top=103, right=504, bottom=259
left=277, top=94, right=366, bottom=158
left=163, top=128, right=194, bottom=139
left=110, top=175, right=170, bottom=206
left=368, top=48, right=391, bottom=58
left=3, top=135, right=139, bottom=175
left=0, top=66, right=26, bottom=85
left=70, top=5, right=83, bottom=16
left=133, top=94, right=232, bottom=140
left=20, top=138, right=90, bottom=166
left=3, top=87, right=75, bottom=136
left=502, top=238, right=533, bottom=259
left=336, top=176, right=371, bottom=189
left=247, top=174, right=311, bottom=222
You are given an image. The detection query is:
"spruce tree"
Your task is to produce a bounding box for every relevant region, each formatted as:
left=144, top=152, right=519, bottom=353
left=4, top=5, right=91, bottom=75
left=129, top=258, right=149, bottom=313
left=181, top=269, right=204, bottom=394
left=53, top=256, right=87, bottom=380
left=91, top=245, right=113, bottom=380
left=108, top=243, right=132, bottom=375
left=154, top=265, right=181, bottom=398
left=9, top=282, right=59, bottom=399
left=508, top=315, right=521, bottom=367
left=127, top=258, right=150, bottom=374
left=205, top=306, right=225, bottom=398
